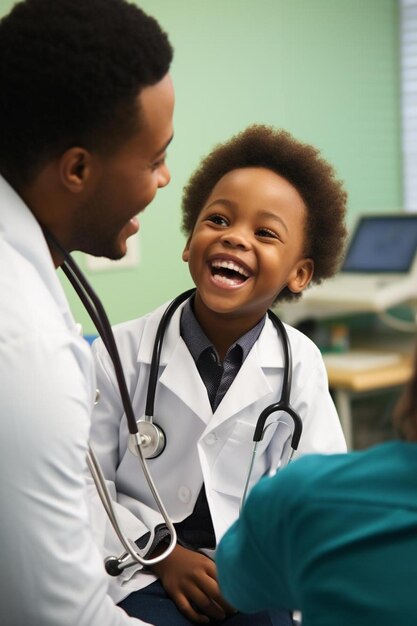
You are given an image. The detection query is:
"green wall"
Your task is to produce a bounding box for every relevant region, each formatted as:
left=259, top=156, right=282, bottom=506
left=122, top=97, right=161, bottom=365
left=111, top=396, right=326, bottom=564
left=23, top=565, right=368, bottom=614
left=0, top=0, right=402, bottom=334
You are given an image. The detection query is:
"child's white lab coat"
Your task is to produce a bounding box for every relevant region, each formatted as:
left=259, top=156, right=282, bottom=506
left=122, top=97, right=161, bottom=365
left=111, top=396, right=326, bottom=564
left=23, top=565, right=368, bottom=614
left=89, top=298, right=346, bottom=603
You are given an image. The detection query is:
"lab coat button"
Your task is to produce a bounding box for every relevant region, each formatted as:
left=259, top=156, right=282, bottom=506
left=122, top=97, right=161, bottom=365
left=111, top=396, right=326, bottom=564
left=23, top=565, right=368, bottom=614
left=178, top=486, right=191, bottom=503
left=205, top=433, right=217, bottom=446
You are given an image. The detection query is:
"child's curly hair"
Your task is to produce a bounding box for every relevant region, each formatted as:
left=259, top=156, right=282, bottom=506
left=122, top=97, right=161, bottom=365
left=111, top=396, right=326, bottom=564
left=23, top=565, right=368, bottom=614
left=181, top=124, right=348, bottom=303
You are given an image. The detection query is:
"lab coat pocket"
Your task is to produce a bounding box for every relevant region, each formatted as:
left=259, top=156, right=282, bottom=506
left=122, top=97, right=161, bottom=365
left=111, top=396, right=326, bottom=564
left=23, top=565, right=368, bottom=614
left=210, top=420, right=275, bottom=499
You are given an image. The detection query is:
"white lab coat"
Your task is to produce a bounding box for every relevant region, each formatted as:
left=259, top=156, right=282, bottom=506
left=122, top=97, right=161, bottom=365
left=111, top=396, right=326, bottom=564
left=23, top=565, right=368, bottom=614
left=90, top=298, right=347, bottom=603
left=0, top=175, right=145, bottom=625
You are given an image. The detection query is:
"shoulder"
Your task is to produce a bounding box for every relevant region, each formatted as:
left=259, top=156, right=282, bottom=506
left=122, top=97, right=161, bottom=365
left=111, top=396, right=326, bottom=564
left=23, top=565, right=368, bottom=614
left=284, top=323, right=323, bottom=361
left=92, top=300, right=169, bottom=360
left=264, top=316, right=323, bottom=358
left=277, top=322, right=328, bottom=385
left=91, top=297, right=187, bottom=385
left=0, top=238, right=65, bottom=340
left=247, top=452, right=354, bottom=518
left=261, top=315, right=323, bottom=362
left=250, top=441, right=414, bottom=514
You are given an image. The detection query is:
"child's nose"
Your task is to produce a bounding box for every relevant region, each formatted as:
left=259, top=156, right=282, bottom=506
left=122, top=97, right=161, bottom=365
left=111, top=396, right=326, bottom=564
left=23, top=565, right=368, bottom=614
left=220, top=231, right=250, bottom=250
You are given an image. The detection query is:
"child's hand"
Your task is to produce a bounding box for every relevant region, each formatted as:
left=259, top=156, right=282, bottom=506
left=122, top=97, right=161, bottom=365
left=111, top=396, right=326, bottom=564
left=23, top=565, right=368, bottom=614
left=150, top=543, right=236, bottom=623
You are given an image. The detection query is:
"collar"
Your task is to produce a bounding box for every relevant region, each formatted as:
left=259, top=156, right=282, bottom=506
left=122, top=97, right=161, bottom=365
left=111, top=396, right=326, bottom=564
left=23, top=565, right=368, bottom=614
left=137, top=298, right=287, bottom=370
left=0, top=174, right=77, bottom=330
left=180, top=296, right=266, bottom=364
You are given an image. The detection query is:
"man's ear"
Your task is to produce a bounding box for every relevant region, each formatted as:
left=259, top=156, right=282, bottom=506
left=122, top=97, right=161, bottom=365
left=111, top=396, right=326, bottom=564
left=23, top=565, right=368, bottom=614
left=287, top=258, right=314, bottom=294
left=58, top=147, right=93, bottom=193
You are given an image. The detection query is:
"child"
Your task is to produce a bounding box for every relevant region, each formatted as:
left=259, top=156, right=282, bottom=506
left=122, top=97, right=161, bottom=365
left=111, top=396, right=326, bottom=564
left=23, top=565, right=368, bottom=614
left=89, top=125, right=348, bottom=626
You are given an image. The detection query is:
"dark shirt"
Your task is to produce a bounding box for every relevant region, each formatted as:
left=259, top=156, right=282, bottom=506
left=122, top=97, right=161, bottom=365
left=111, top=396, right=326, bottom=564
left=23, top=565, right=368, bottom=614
left=174, top=297, right=265, bottom=549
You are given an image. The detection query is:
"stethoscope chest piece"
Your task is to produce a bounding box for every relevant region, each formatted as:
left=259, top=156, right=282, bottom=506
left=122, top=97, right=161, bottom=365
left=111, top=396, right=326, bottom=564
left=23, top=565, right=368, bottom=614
left=128, top=419, right=166, bottom=459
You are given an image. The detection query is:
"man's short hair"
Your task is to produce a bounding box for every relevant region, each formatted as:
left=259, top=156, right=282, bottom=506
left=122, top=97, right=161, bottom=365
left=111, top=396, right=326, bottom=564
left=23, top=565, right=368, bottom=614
left=0, top=0, right=173, bottom=187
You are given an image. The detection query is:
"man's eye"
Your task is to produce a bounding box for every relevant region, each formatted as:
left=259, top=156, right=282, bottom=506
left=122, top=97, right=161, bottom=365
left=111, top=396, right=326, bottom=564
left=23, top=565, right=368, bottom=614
left=151, top=156, right=166, bottom=170
left=207, top=214, right=228, bottom=226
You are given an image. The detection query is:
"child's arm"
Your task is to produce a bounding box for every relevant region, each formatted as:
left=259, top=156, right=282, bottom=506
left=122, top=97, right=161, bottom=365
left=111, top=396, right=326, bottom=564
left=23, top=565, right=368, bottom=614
left=150, top=543, right=236, bottom=624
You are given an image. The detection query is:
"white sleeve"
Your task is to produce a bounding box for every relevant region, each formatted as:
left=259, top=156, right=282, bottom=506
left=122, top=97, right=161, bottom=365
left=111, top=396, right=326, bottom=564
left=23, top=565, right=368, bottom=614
left=0, top=331, right=147, bottom=626
left=265, top=328, right=347, bottom=471
left=291, top=334, right=347, bottom=457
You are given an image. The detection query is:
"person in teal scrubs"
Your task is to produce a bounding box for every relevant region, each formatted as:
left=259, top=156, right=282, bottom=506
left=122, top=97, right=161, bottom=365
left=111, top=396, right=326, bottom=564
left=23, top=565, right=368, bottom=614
left=216, top=343, right=417, bottom=626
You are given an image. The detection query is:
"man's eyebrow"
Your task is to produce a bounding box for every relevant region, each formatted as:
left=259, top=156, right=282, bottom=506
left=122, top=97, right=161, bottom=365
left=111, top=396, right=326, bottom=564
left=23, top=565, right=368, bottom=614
left=153, top=134, right=174, bottom=159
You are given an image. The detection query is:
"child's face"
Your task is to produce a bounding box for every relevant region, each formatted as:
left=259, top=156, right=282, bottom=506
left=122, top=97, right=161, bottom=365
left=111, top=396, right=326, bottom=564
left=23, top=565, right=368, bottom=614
left=182, top=167, right=313, bottom=325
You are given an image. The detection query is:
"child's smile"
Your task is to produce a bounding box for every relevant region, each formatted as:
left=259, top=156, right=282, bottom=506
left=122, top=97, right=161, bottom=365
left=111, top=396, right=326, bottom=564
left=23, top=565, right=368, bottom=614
left=209, top=255, right=252, bottom=288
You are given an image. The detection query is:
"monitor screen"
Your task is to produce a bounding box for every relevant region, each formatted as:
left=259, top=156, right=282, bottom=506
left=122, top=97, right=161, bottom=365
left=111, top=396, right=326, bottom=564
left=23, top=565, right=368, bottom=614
left=342, top=215, right=417, bottom=273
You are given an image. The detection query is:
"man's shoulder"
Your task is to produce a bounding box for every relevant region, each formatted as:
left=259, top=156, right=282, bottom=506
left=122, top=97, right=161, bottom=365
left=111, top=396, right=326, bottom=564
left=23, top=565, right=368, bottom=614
left=0, top=238, right=66, bottom=340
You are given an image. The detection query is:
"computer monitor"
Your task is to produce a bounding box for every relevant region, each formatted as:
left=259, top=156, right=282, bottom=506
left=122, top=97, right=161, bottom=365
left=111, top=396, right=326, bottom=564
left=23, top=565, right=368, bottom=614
left=288, top=213, right=417, bottom=316
left=342, top=214, right=417, bottom=274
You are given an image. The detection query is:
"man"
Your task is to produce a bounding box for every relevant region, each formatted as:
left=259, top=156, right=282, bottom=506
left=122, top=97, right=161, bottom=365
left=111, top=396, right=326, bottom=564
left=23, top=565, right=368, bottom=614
left=0, top=1, right=174, bottom=624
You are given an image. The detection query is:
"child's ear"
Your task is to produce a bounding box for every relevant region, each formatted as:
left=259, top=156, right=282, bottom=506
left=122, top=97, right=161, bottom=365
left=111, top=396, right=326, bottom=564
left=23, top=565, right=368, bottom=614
left=287, top=258, right=314, bottom=294
left=182, top=239, right=190, bottom=262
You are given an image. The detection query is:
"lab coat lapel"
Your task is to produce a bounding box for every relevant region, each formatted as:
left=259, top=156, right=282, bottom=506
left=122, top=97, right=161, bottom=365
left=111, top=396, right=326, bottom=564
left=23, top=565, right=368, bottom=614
left=158, top=339, right=212, bottom=423
left=207, top=316, right=284, bottom=431
left=136, top=301, right=212, bottom=424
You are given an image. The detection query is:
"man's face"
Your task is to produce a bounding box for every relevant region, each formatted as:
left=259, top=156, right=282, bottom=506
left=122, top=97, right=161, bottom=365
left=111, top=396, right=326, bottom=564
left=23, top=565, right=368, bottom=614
left=73, top=73, right=174, bottom=259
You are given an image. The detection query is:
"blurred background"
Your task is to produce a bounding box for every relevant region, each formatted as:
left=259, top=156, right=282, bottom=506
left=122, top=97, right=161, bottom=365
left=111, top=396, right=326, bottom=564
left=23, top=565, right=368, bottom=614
left=0, top=0, right=404, bottom=328
left=1, top=0, right=415, bottom=449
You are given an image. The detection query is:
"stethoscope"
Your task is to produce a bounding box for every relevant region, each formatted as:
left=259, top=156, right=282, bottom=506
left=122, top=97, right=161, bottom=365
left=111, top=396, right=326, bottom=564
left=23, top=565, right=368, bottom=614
left=46, top=230, right=302, bottom=576
left=46, top=230, right=177, bottom=576
left=126, top=286, right=303, bottom=509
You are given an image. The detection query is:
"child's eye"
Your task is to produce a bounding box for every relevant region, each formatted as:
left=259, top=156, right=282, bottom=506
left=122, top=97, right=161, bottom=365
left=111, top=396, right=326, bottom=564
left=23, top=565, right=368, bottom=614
left=256, top=227, right=279, bottom=239
left=207, top=214, right=229, bottom=226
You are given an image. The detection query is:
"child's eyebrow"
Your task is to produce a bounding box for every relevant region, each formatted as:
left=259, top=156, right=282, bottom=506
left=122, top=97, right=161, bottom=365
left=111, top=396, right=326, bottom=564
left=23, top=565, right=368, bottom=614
left=258, top=211, right=288, bottom=232
left=204, top=198, right=235, bottom=211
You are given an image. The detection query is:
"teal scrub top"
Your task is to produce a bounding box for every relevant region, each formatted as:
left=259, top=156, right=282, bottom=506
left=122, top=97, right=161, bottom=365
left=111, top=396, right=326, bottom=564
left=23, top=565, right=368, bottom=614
left=216, top=441, right=417, bottom=626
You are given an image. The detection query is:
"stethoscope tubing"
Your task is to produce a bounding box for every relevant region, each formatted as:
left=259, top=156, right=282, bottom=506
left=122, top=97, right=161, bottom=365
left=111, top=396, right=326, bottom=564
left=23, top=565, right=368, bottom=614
left=44, top=230, right=177, bottom=574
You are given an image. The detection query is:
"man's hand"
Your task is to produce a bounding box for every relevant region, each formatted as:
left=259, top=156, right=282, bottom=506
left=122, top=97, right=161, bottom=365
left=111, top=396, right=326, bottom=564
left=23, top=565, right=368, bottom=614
left=150, top=543, right=236, bottom=623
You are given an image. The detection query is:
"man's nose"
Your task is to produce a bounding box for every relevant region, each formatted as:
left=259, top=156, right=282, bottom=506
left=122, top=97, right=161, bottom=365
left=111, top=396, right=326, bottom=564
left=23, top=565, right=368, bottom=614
left=157, top=162, right=171, bottom=188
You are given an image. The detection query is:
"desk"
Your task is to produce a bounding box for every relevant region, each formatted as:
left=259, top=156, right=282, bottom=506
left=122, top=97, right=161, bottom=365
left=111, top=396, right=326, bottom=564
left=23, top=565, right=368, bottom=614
left=324, top=351, right=413, bottom=449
